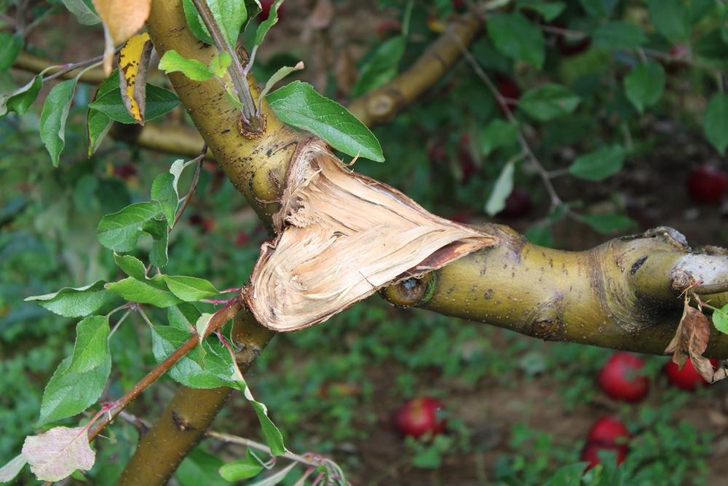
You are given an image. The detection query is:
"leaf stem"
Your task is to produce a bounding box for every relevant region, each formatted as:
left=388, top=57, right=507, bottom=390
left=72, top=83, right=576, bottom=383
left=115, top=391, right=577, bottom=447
left=174, top=146, right=206, bottom=227
left=190, top=0, right=262, bottom=131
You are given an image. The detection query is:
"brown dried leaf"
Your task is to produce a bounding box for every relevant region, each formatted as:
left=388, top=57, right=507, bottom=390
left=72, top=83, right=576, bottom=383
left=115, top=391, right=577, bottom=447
left=665, top=300, right=726, bottom=383
left=22, top=426, right=95, bottom=481
left=92, top=0, right=152, bottom=75
left=247, top=140, right=497, bottom=331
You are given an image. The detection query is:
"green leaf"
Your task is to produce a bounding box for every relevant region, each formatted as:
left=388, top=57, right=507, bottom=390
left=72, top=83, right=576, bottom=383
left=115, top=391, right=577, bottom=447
left=479, top=120, right=518, bottom=156
left=544, top=462, right=587, bottom=486
left=579, top=0, right=617, bottom=18
left=38, top=355, right=111, bottom=425
left=168, top=303, right=202, bottom=331
left=106, top=277, right=182, bottom=308
left=182, top=0, right=248, bottom=48
left=96, top=201, right=162, bottom=252
left=1, top=75, right=43, bottom=117
left=145, top=219, right=170, bottom=268
left=258, top=62, right=305, bottom=105
left=177, top=448, right=228, bottom=486
left=87, top=73, right=119, bottom=156
left=648, top=0, right=690, bottom=43
left=267, top=81, right=384, bottom=162
left=25, top=281, right=112, bottom=318
left=487, top=13, right=545, bottom=69
left=114, top=253, right=147, bottom=281
left=247, top=463, right=295, bottom=486
left=351, top=35, right=407, bottom=97
left=159, top=50, right=216, bottom=82
left=40, top=78, right=78, bottom=167
left=219, top=450, right=264, bottom=481
left=163, top=276, right=219, bottom=302
left=568, top=145, right=626, bottom=181
left=38, top=318, right=112, bottom=426
left=68, top=316, right=110, bottom=373
left=254, top=0, right=284, bottom=46
left=151, top=159, right=184, bottom=226
left=593, top=22, right=647, bottom=51
left=0, top=33, right=23, bottom=71
left=713, top=304, right=728, bottom=334
left=517, top=0, right=566, bottom=22
left=582, top=213, right=637, bottom=234
left=525, top=225, right=553, bottom=247
left=695, top=30, right=728, bottom=61
left=704, top=94, right=728, bottom=155
left=89, top=84, right=180, bottom=124
left=209, top=52, right=232, bottom=77
left=61, top=0, right=100, bottom=25
left=519, top=84, right=580, bottom=121
left=624, top=61, right=666, bottom=114
left=249, top=401, right=286, bottom=457
left=231, top=378, right=286, bottom=456
left=486, top=161, right=515, bottom=216
left=151, top=326, right=238, bottom=388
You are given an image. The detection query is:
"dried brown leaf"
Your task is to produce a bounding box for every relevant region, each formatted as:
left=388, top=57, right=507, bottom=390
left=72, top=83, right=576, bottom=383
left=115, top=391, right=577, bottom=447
left=22, top=426, right=95, bottom=481
left=92, top=0, right=152, bottom=75
left=666, top=300, right=727, bottom=383
left=247, top=140, right=497, bottom=331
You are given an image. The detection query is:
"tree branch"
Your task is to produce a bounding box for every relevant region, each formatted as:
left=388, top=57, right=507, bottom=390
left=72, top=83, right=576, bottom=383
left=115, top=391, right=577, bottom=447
left=12, top=51, right=107, bottom=83
left=348, top=13, right=482, bottom=127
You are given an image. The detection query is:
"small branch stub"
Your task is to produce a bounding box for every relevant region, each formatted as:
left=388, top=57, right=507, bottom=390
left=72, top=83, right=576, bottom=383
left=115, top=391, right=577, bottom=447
left=245, top=139, right=497, bottom=331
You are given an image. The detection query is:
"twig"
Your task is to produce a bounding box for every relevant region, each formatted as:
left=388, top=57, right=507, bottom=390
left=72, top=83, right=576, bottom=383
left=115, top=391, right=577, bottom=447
left=190, top=0, right=261, bottom=131
left=207, top=431, right=319, bottom=468
left=174, top=146, right=207, bottom=227
left=453, top=37, right=563, bottom=208
left=43, top=53, right=107, bottom=83
left=86, top=300, right=243, bottom=443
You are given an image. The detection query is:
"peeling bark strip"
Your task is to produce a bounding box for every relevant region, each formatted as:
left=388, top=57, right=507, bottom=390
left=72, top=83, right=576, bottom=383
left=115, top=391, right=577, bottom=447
left=246, top=139, right=497, bottom=331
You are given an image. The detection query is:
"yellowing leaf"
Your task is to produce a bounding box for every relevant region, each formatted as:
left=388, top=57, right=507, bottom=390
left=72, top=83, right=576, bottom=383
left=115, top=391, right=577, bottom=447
left=92, top=0, right=152, bottom=74
left=118, top=32, right=152, bottom=124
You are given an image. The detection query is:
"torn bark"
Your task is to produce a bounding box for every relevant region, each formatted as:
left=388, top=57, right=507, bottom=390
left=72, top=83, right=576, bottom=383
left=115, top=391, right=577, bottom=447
left=246, top=139, right=496, bottom=331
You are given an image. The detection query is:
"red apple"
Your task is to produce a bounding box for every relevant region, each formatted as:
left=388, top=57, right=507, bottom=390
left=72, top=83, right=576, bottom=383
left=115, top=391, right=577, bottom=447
left=580, top=441, right=627, bottom=471
left=598, top=352, right=649, bottom=402
left=393, top=397, right=447, bottom=439
left=259, top=0, right=284, bottom=22
left=189, top=213, right=215, bottom=233
left=587, top=417, right=630, bottom=446
left=494, top=74, right=520, bottom=115
left=550, top=22, right=591, bottom=57
left=113, top=163, right=137, bottom=180
left=375, top=19, right=401, bottom=38
left=686, top=165, right=728, bottom=205
left=664, top=358, right=719, bottom=391
left=497, top=188, right=532, bottom=219
left=234, top=231, right=250, bottom=247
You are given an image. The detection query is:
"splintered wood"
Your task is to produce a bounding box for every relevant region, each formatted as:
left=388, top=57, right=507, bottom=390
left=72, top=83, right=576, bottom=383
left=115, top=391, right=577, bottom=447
left=246, top=139, right=496, bottom=331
